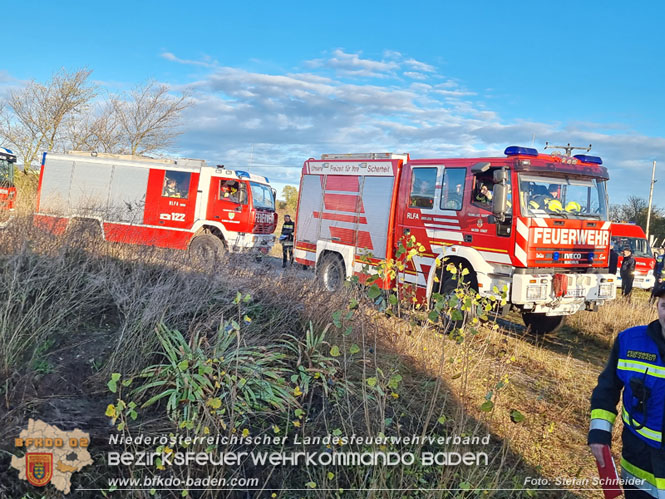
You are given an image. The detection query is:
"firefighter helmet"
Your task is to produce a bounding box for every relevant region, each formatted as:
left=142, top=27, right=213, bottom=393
left=546, top=199, right=563, bottom=213
left=565, top=201, right=581, bottom=213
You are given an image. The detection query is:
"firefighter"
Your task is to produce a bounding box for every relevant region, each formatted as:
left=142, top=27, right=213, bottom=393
left=655, top=248, right=665, bottom=283
left=221, top=181, right=240, bottom=202
left=163, top=178, right=182, bottom=198
left=609, top=240, right=619, bottom=276
left=650, top=248, right=665, bottom=304
left=588, top=287, right=665, bottom=498
left=621, top=246, right=636, bottom=300
left=280, top=214, right=295, bottom=268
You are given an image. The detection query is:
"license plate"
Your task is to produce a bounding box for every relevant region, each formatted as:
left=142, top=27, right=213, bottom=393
left=566, top=288, right=585, bottom=297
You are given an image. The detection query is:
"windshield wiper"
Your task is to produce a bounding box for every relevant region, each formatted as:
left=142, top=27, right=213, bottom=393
left=574, top=213, right=601, bottom=219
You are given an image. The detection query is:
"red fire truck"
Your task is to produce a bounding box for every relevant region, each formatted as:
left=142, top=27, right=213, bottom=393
left=34, top=151, right=277, bottom=256
left=294, top=147, right=616, bottom=333
left=611, top=222, right=655, bottom=289
left=0, top=147, right=17, bottom=221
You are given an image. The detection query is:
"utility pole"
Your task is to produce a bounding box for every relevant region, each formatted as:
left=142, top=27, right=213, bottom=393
left=646, top=160, right=657, bottom=242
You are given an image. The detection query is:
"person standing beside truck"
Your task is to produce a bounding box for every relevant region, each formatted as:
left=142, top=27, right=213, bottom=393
left=621, top=247, right=636, bottom=300
left=280, top=214, right=295, bottom=268
left=588, top=287, right=665, bottom=498
left=654, top=248, right=664, bottom=285
left=609, top=241, right=619, bottom=276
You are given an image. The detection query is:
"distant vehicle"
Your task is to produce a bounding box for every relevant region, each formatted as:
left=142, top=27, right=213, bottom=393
left=34, top=151, right=277, bottom=257
left=294, top=146, right=616, bottom=334
left=611, top=222, right=655, bottom=289
left=0, top=147, right=17, bottom=221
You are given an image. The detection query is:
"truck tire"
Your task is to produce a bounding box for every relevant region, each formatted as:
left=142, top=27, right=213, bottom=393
left=189, top=234, right=225, bottom=263
left=521, top=312, right=564, bottom=335
left=317, top=254, right=345, bottom=292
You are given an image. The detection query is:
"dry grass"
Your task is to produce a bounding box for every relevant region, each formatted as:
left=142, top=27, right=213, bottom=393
left=1, top=199, right=652, bottom=498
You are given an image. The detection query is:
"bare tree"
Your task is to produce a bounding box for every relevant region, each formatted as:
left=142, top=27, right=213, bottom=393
left=111, top=81, right=190, bottom=156
left=65, top=100, right=121, bottom=153
left=0, top=68, right=96, bottom=171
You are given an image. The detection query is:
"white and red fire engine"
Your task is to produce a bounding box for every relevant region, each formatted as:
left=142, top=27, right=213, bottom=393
left=294, top=146, right=617, bottom=333
left=34, top=151, right=277, bottom=256
left=0, top=147, right=17, bottom=219
left=611, top=222, right=655, bottom=289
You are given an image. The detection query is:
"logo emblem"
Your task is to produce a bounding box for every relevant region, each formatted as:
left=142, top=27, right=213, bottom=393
left=476, top=218, right=483, bottom=228
left=229, top=212, right=235, bottom=220
left=26, top=453, right=53, bottom=487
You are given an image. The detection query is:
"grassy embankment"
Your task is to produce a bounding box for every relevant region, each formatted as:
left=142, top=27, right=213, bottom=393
left=0, top=182, right=656, bottom=498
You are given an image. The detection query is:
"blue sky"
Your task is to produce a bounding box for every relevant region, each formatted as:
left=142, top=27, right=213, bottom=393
left=3, top=1, right=665, bottom=203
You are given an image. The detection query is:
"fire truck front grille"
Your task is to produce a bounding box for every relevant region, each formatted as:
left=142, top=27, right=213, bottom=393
left=254, top=225, right=272, bottom=234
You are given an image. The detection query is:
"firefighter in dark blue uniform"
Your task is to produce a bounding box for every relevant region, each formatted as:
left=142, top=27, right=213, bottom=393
left=588, top=287, right=665, bottom=498
left=280, top=214, right=295, bottom=268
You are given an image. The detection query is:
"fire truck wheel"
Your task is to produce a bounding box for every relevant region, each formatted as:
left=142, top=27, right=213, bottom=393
left=437, top=267, right=479, bottom=333
left=189, top=234, right=226, bottom=262
left=521, top=312, right=564, bottom=335
left=317, top=254, right=345, bottom=292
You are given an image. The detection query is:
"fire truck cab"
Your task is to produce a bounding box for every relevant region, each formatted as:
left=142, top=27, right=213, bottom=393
left=0, top=147, right=17, bottom=221
left=34, top=151, right=277, bottom=256
left=611, top=222, right=655, bottom=289
left=295, top=146, right=616, bottom=334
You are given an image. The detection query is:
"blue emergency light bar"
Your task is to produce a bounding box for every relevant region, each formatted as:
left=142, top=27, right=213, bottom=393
left=573, top=154, right=603, bottom=165
left=235, top=170, right=250, bottom=178
left=505, top=146, right=538, bottom=157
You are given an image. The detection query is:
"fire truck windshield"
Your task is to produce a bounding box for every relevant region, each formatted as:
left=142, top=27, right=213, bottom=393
left=250, top=182, right=275, bottom=210
left=518, top=174, right=607, bottom=220
left=612, top=236, right=651, bottom=259
left=0, top=159, right=14, bottom=187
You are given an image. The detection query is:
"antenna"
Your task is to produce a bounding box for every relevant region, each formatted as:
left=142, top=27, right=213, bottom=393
left=544, top=142, right=592, bottom=156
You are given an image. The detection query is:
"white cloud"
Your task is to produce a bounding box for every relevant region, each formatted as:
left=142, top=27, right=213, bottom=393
left=165, top=51, right=663, bottom=205
left=1, top=52, right=658, bottom=205
left=404, top=58, right=436, bottom=73
left=160, top=52, right=217, bottom=68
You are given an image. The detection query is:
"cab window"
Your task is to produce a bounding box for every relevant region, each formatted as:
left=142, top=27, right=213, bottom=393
left=472, top=173, right=494, bottom=209
left=219, top=180, right=247, bottom=204
left=162, top=171, right=190, bottom=199
left=441, top=168, right=465, bottom=210
left=409, top=168, right=437, bottom=209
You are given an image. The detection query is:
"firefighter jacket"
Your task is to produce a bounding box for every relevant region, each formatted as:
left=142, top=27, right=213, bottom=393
left=620, top=255, right=636, bottom=278
left=589, top=320, right=665, bottom=497
left=589, top=321, right=664, bottom=448
left=280, top=220, right=295, bottom=247
left=656, top=254, right=664, bottom=281
left=609, top=249, right=619, bottom=275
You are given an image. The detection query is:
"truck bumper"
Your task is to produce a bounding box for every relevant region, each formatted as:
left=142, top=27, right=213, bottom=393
left=229, top=233, right=275, bottom=253
left=615, top=273, right=655, bottom=290
left=512, top=273, right=616, bottom=316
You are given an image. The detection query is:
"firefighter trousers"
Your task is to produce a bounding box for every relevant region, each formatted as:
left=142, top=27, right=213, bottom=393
left=620, top=429, right=665, bottom=498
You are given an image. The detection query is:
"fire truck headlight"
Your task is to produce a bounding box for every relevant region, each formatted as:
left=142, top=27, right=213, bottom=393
left=598, top=284, right=613, bottom=298
left=527, top=285, right=548, bottom=300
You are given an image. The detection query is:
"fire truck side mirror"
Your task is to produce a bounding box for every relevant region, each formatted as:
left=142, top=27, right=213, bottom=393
left=492, top=184, right=508, bottom=221
left=492, top=168, right=508, bottom=184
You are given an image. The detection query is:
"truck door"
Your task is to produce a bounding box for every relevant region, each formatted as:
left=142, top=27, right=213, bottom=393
left=144, top=169, right=197, bottom=228
left=206, top=177, right=250, bottom=232
left=399, top=165, right=441, bottom=287
left=461, top=166, right=512, bottom=265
